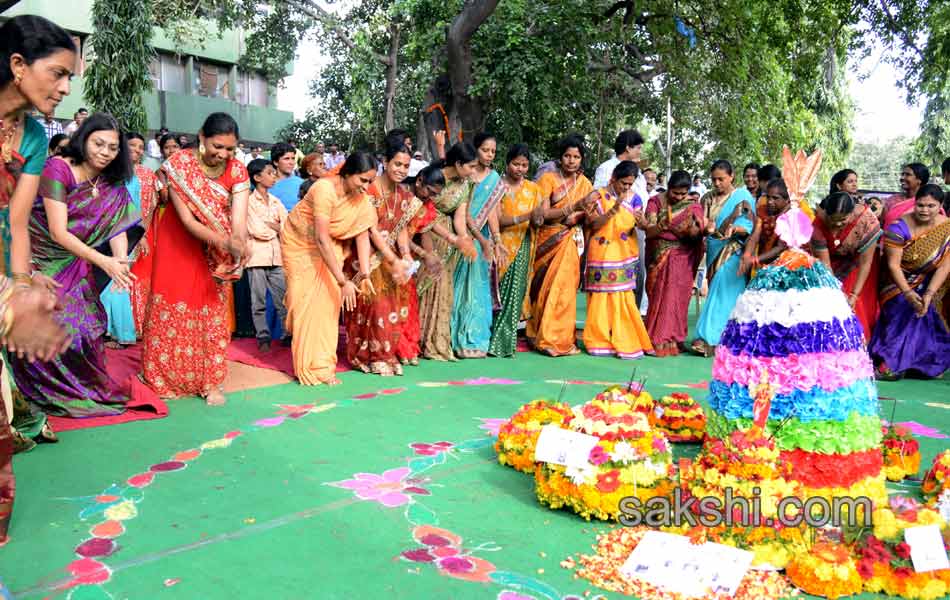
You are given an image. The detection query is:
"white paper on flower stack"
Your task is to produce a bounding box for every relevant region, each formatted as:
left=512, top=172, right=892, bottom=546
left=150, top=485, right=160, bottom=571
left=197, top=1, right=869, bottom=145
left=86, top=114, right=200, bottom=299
left=619, top=530, right=753, bottom=598
left=533, top=424, right=599, bottom=468
left=904, top=524, right=950, bottom=573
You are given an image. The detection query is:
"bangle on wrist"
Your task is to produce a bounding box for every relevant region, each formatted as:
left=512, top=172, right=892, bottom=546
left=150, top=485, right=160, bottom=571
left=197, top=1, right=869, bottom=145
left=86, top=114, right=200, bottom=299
left=1, top=304, right=13, bottom=337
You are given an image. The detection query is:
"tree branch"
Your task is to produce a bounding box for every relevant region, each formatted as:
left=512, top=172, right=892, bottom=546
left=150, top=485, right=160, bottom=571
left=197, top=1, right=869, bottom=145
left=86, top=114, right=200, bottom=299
left=287, top=0, right=392, bottom=65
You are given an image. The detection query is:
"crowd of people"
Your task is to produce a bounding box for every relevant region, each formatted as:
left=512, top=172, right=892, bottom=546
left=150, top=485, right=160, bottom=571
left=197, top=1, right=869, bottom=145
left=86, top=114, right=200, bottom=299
left=1, top=14, right=950, bottom=547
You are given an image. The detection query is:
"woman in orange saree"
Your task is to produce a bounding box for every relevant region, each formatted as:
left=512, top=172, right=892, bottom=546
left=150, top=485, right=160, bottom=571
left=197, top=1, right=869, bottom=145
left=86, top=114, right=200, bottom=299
left=643, top=170, right=705, bottom=356
left=526, top=134, right=593, bottom=356
left=140, top=113, right=249, bottom=406
left=282, top=152, right=380, bottom=385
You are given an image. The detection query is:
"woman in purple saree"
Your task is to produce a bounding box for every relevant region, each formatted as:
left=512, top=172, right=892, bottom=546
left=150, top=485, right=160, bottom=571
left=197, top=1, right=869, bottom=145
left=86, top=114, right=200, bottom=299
left=10, top=113, right=138, bottom=418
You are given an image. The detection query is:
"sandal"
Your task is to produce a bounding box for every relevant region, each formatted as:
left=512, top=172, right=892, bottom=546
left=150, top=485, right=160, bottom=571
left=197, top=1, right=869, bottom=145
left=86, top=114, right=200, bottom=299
left=12, top=429, right=36, bottom=453
left=875, top=364, right=900, bottom=381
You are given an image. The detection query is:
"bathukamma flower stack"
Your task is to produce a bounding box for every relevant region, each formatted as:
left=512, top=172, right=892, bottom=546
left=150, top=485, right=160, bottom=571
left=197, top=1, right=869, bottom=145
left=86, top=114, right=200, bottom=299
left=707, top=248, right=887, bottom=506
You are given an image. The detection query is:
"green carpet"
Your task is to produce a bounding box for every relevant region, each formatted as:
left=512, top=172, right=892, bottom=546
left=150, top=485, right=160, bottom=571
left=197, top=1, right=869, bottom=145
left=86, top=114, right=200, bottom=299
left=1, top=343, right=948, bottom=599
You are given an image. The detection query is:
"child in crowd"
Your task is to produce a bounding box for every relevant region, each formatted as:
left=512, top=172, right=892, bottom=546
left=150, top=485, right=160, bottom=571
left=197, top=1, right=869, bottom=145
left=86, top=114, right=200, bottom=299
left=246, top=159, right=290, bottom=351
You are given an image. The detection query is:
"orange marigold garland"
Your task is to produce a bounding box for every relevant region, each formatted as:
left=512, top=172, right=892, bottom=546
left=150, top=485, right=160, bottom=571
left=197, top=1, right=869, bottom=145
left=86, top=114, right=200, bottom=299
left=654, top=392, right=706, bottom=442
left=786, top=541, right=863, bottom=599
left=882, top=424, right=922, bottom=482
left=495, top=399, right=573, bottom=473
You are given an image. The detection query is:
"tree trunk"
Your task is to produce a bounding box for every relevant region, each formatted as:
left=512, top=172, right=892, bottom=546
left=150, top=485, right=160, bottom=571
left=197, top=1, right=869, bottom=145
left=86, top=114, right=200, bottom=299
left=383, top=23, right=400, bottom=133
left=419, top=0, right=500, bottom=157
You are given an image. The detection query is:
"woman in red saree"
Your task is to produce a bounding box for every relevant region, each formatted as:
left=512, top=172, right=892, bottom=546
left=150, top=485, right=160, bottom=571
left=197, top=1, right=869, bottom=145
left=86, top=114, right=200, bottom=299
left=140, top=113, right=249, bottom=406
left=527, top=134, right=593, bottom=356
left=643, top=170, right=705, bottom=356
left=345, top=142, right=417, bottom=376
left=811, top=191, right=882, bottom=341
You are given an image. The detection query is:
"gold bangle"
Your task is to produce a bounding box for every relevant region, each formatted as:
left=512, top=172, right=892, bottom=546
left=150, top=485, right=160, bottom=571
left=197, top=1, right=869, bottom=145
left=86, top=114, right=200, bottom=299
left=1, top=305, right=13, bottom=337
left=11, top=272, right=31, bottom=287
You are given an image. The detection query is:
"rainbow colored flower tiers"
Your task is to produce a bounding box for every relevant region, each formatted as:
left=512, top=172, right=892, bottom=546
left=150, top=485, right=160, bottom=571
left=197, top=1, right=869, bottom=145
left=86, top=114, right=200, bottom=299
left=707, top=249, right=887, bottom=505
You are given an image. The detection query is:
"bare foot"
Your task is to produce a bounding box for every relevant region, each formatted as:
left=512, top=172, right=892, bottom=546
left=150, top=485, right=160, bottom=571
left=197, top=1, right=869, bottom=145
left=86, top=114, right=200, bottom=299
left=205, top=389, right=226, bottom=406
left=326, top=377, right=342, bottom=386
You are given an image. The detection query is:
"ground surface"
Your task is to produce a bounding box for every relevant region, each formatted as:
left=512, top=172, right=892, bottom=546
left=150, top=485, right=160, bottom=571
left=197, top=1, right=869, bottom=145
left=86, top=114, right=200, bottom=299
left=2, top=316, right=948, bottom=600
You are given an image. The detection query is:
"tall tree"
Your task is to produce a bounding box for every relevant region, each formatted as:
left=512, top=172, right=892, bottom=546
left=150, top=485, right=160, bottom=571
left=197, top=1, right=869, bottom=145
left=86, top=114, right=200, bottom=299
left=84, top=0, right=155, bottom=133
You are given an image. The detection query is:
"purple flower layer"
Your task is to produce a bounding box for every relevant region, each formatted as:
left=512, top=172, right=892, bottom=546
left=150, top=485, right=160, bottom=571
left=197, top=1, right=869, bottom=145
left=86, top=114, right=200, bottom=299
left=719, top=316, right=864, bottom=358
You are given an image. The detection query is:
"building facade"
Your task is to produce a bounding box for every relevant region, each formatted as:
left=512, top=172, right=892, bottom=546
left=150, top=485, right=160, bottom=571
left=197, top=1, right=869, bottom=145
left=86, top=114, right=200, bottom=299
left=4, top=0, right=293, bottom=143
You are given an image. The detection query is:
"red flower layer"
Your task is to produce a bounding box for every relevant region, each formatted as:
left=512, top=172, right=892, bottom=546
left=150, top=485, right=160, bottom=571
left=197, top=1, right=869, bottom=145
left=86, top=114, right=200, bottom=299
left=781, top=448, right=882, bottom=488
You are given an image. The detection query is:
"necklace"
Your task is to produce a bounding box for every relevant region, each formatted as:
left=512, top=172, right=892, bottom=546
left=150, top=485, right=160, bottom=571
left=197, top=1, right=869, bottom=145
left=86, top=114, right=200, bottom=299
left=197, top=151, right=226, bottom=179
left=78, top=164, right=103, bottom=198
left=0, top=115, right=22, bottom=163
left=380, top=182, right=398, bottom=220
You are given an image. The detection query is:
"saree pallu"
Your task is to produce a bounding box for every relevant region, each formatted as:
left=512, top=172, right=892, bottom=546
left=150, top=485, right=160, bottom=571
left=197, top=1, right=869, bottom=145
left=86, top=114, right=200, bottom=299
left=644, top=196, right=704, bottom=346
left=346, top=183, right=421, bottom=374
left=397, top=201, right=437, bottom=362
left=695, top=188, right=754, bottom=346
left=452, top=171, right=506, bottom=357
left=11, top=158, right=138, bottom=416
left=812, top=206, right=882, bottom=341
left=869, top=219, right=950, bottom=377
left=489, top=181, right=541, bottom=357
left=883, top=194, right=914, bottom=230
left=131, top=165, right=162, bottom=335
left=582, top=189, right=653, bottom=359
left=141, top=154, right=249, bottom=397
left=526, top=172, right=593, bottom=356
left=418, top=179, right=471, bottom=361
left=282, top=178, right=377, bottom=385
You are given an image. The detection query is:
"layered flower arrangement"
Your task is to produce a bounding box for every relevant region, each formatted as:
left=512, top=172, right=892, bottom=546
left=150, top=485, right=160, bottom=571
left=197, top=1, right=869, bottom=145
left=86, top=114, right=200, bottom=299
left=882, top=424, right=921, bottom=482
left=535, top=395, right=674, bottom=521
left=592, top=384, right=656, bottom=425
left=843, top=497, right=950, bottom=599
left=494, top=399, right=573, bottom=473
left=684, top=425, right=802, bottom=522
left=922, top=450, right=950, bottom=508
left=654, top=393, right=706, bottom=442
left=785, top=540, right=863, bottom=599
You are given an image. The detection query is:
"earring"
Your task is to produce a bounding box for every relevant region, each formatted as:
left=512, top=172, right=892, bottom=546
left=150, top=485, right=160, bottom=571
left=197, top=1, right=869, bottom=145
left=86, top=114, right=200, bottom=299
left=199, top=144, right=206, bottom=157
left=14, top=72, right=22, bottom=87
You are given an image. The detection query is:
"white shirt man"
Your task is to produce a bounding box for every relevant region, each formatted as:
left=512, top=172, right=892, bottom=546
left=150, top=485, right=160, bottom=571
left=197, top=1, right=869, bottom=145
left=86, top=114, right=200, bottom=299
left=593, top=130, right=649, bottom=315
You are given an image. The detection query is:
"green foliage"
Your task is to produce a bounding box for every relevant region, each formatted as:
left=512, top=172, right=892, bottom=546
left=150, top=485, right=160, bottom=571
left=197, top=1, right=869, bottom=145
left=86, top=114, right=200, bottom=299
left=274, top=109, right=375, bottom=154
left=848, top=138, right=914, bottom=192
left=911, top=78, right=950, bottom=169
left=85, top=0, right=155, bottom=134
left=276, top=0, right=861, bottom=174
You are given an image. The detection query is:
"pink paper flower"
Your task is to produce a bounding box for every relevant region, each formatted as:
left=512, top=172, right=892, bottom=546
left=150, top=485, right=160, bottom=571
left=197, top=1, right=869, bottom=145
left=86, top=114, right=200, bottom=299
left=327, top=467, right=429, bottom=507
left=478, top=418, right=507, bottom=437
left=588, top=446, right=609, bottom=465
left=410, top=441, right=454, bottom=456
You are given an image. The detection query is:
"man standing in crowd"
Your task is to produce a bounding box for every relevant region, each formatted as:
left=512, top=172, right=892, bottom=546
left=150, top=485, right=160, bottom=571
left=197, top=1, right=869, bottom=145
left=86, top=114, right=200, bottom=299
left=64, top=107, right=87, bottom=136
left=269, top=142, right=304, bottom=211
left=146, top=127, right=168, bottom=160
left=643, top=167, right=658, bottom=196
left=324, top=142, right=345, bottom=170
left=39, top=111, right=63, bottom=140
